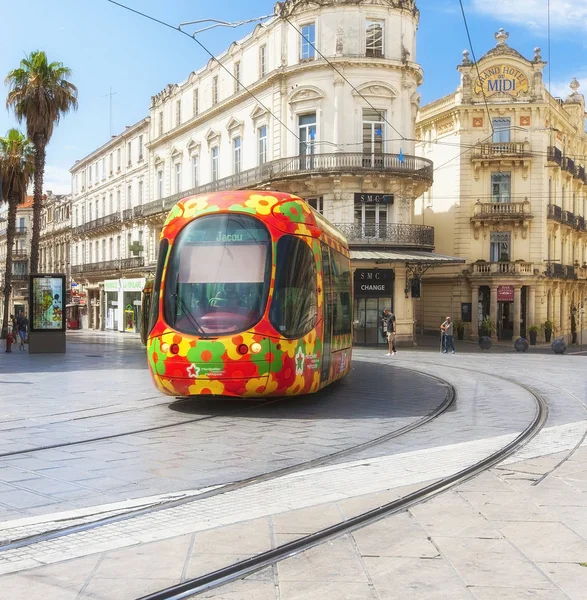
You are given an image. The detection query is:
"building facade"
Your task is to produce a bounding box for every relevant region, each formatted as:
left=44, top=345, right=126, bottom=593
left=70, top=0, right=459, bottom=342
left=69, top=118, right=152, bottom=332
left=0, top=197, right=33, bottom=318
left=416, top=30, right=587, bottom=343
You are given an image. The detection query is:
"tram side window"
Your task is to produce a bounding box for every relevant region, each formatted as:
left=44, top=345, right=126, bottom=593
left=332, top=251, right=352, bottom=336
left=148, top=238, right=169, bottom=334
left=270, top=236, right=317, bottom=338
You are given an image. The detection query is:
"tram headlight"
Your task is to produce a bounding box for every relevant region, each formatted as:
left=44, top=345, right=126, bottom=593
left=170, top=343, right=180, bottom=355
left=251, top=342, right=262, bottom=354
left=237, top=344, right=249, bottom=355
left=161, top=343, right=170, bottom=353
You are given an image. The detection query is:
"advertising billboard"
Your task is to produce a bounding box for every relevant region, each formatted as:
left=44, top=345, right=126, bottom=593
left=29, top=274, right=66, bottom=332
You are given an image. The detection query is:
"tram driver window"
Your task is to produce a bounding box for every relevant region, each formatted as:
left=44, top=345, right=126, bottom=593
left=270, top=236, right=318, bottom=338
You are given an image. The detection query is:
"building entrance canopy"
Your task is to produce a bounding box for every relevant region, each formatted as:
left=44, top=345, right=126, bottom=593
left=350, top=249, right=465, bottom=265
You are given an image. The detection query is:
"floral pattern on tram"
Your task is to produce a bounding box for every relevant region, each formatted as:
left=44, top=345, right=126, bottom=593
left=146, top=190, right=351, bottom=398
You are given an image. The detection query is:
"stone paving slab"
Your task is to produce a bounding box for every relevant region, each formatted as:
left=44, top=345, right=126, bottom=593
left=2, top=444, right=586, bottom=599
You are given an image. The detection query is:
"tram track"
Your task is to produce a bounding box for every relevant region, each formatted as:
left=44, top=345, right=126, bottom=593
left=137, top=368, right=549, bottom=600
left=0, top=367, right=454, bottom=553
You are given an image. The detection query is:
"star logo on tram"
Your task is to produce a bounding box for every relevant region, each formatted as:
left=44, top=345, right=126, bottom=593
left=295, top=347, right=305, bottom=376
left=187, top=364, right=201, bottom=378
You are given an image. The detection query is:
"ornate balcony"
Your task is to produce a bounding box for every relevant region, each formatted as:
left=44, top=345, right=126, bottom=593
left=72, top=212, right=121, bottom=236
left=547, top=146, right=562, bottom=166
left=71, top=256, right=145, bottom=276
left=562, top=156, right=575, bottom=174
left=545, top=263, right=577, bottom=279
left=548, top=204, right=562, bottom=222
left=563, top=210, right=575, bottom=226
left=471, top=201, right=532, bottom=240
left=142, top=152, right=433, bottom=220
left=12, top=249, right=28, bottom=259
left=471, top=261, right=534, bottom=276
left=14, top=226, right=27, bottom=235
left=12, top=272, right=29, bottom=281
left=471, top=142, right=530, bottom=159
left=576, top=165, right=586, bottom=182
left=332, top=223, right=434, bottom=249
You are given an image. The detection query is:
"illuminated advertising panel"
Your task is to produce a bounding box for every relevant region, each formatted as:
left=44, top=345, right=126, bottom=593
left=29, top=274, right=66, bottom=332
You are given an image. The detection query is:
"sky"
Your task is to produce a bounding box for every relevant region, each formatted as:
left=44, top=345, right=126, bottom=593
left=0, top=0, right=585, bottom=194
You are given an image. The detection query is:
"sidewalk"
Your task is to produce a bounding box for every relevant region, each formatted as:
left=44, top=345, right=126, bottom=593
left=1, top=442, right=585, bottom=599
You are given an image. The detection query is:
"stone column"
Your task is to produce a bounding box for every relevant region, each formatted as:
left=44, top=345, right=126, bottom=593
left=513, top=286, right=522, bottom=338
left=490, top=285, right=498, bottom=335
left=98, top=284, right=105, bottom=331
left=393, top=266, right=414, bottom=345
left=528, top=286, right=536, bottom=327
left=471, top=284, right=479, bottom=340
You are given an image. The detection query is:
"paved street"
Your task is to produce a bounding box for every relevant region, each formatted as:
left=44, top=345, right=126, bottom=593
left=0, top=332, right=586, bottom=598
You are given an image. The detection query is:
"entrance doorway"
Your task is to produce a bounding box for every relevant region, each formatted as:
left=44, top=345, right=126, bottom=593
left=498, top=301, right=514, bottom=340
left=354, top=297, right=390, bottom=345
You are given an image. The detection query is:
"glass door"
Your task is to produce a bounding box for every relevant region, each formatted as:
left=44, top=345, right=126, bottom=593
left=299, top=114, right=316, bottom=170
left=353, top=297, right=391, bottom=345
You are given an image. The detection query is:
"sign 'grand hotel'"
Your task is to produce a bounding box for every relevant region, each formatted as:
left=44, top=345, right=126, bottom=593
left=474, top=64, right=529, bottom=97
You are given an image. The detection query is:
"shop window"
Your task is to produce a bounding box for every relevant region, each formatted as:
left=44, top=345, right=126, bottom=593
left=490, top=231, right=511, bottom=262
left=270, top=236, right=317, bottom=338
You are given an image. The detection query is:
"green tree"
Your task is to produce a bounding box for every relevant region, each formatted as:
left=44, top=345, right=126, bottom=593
left=0, top=129, right=34, bottom=340
left=5, top=50, right=78, bottom=274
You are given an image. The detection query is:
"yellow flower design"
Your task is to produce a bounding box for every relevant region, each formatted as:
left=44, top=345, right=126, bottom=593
left=294, top=223, right=313, bottom=237
left=244, top=376, right=269, bottom=397
left=245, top=194, right=279, bottom=216
left=182, top=197, right=219, bottom=219
left=188, top=379, right=225, bottom=396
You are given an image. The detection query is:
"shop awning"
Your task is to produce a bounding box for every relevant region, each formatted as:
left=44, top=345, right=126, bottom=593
left=350, top=249, right=465, bottom=265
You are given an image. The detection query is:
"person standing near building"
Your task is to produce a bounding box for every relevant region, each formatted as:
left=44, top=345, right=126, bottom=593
left=441, top=316, right=455, bottom=354
left=383, top=308, right=397, bottom=356
left=16, top=311, right=28, bottom=351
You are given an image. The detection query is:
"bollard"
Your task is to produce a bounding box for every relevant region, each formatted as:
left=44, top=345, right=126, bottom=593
left=514, top=337, right=529, bottom=352
left=478, top=336, right=492, bottom=350
left=551, top=339, right=567, bottom=354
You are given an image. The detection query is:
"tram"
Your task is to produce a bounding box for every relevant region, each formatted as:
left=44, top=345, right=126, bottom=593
left=145, top=190, right=353, bottom=398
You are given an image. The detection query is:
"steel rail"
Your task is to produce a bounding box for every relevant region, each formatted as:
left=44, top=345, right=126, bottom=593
left=0, top=368, right=454, bottom=552
left=137, top=381, right=547, bottom=600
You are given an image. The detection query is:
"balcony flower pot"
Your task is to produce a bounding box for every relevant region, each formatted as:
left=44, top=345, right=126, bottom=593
left=528, top=325, right=540, bottom=345
left=481, top=316, right=496, bottom=338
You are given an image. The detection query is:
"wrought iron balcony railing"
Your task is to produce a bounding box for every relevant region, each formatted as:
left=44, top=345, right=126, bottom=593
left=562, top=156, right=575, bottom=174
left=547, top=146, right=562, bottom=165
left=12, top=249, right=28, bottom=258
left=545, top=263, right=578, bottom=279
left=577, top=165, right=586, bottom=182
left=71, top=256, right=145, bottom=275
left=472, top=261, right=534, bottom=276
left=563, top=210, right=575, bottom=225
left=72, top=212, right=121, bottom=236
left=548, top=204, right=562, bottom=222
left=331, top=223, right=434, bottom=248
left=14, top=226, right=27, bottom=235
left=11, top=272, right=29, bottom=281
left=141, top=152, right=433, bottom=219
left=471, top=142, right=530, bottom=158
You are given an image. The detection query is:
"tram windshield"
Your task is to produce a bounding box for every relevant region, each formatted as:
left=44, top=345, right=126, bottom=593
left=164, top=214, right=271, bottom=336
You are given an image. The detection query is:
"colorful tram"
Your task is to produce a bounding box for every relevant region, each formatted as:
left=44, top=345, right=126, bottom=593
left=145, top=190, right=353, bottom=398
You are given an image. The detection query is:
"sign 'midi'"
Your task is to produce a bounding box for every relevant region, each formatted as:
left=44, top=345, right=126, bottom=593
left=473, top=65, right=529, bottom=98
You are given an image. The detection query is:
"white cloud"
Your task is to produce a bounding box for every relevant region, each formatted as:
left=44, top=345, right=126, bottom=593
left=42, top=165, right=71, bottom=195
left=471, top=0, right=587, bottom=31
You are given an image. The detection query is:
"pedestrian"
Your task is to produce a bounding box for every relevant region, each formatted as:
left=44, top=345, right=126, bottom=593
left=383, top=308, right=397, bottom=357
left=17, top=312, right=28, bottom=351
left=441, top=316, right=455, bottom=354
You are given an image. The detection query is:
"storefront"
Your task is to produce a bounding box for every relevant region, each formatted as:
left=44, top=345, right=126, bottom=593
left=353, top=268, right=395, bottom=345
left=104, top=277, right=145, bottom=333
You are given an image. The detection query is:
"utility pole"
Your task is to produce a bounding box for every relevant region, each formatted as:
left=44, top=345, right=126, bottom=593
left=104, top=87, right=116, bottom=138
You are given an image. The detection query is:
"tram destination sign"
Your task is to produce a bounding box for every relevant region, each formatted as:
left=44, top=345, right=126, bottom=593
left=354, top=269, right=394, bottom=296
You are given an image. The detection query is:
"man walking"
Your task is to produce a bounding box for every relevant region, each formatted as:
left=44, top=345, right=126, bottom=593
left=383, top=308, right=397, bottom=357
left=441, top=316, right=455, bottom=354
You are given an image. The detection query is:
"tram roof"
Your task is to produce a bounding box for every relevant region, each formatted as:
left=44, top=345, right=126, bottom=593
left=350, top=250, right=465, bottom=265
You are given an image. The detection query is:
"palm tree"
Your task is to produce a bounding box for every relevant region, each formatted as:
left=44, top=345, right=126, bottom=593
left=5, top=50, right=78, bottom=274
left=0, top=129, right=34, bottom=340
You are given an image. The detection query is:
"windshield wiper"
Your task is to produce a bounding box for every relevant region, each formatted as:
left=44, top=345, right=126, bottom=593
left=172, top=276, right=209, bottom=338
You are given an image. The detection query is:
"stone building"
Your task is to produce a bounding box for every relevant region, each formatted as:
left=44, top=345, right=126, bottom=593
left=69, top=118, right=151, bottom=332
left=70, top=0, right=462, bottom=342
left=416, top=30, right=587, bottom=344
left=0, top=196, right=33, bottom=318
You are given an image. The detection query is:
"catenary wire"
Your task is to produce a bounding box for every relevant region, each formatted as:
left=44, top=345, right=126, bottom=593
left=458, top=0, right=494, bottom=135
left=104, top=0, right=301, bottom=143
